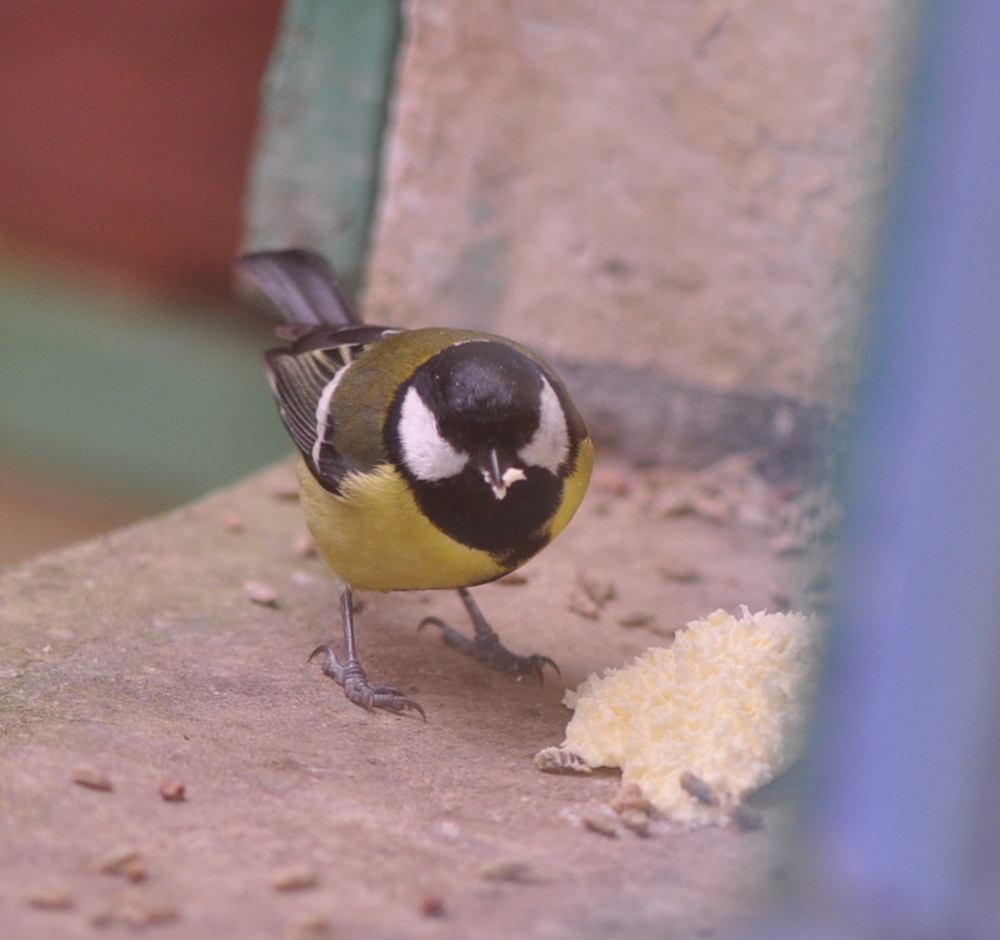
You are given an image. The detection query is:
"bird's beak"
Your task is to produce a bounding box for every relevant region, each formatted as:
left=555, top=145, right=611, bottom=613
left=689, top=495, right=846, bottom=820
left=479, top=449, right=526, bottom=500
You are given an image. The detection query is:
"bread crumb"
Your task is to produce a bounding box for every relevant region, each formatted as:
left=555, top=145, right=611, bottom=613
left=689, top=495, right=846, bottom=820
left=545, top=607, right=820, bottom=825
left=534, top=747, right=591, bottom=773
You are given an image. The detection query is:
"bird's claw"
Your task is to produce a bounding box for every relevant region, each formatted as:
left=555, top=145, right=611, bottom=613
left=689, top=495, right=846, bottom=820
left=309, top=644, right=426, bottom=719
left=417, top=617, right=559, bottom=683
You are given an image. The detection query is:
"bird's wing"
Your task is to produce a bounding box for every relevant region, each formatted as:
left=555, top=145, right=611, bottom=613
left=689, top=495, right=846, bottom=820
left=265, top=326, right=400, bottom=493
left=238, top=249, right=362, bottom=327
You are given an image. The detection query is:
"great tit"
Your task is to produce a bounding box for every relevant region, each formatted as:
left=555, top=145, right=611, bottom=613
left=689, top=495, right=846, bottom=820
left=239, top=249, right=593, bottom=717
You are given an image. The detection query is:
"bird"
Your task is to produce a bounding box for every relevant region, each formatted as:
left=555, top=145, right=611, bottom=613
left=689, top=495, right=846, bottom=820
left=238, top=248, right=593, bottom=717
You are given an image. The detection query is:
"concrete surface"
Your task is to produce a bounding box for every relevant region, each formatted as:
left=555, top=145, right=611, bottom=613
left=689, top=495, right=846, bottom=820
left=364, top=0, right=902, bottom=401
left=0, top=456, right=801, bottom=939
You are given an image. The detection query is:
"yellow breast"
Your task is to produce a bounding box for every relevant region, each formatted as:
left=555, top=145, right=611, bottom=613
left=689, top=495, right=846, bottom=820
left=297, top=457, right=506, bottom=592
left=295, top=436, right=593, bottom=594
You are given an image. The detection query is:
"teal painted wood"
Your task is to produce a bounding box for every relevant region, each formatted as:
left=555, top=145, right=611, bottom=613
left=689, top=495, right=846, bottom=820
left=0, top=267, right=292, bottom=506
left=243, top=0, right=403, bottom=296
left=1, top=2, right=403, bottom=505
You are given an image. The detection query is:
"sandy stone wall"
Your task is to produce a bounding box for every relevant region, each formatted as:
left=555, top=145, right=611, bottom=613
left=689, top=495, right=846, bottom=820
left=363, top=0, right=903, bottom=402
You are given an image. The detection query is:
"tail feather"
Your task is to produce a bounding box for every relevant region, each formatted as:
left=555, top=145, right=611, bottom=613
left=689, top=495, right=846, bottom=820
left=238, top=249, right=363, bottom=327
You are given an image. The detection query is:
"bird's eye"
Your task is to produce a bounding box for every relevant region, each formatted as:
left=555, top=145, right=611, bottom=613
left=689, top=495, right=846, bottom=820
left=397, top=386, right=468, bottom=481
left=518, top=379, right=569, bottom=473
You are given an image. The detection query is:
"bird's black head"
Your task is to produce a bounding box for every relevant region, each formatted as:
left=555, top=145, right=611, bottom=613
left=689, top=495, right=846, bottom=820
left=385, top=339, right=576, bottom=563
left=417, top=341, right=542, bottom=454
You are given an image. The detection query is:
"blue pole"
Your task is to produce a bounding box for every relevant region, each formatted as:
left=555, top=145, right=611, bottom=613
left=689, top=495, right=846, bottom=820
left=747, top=1, right=1000, bottom=936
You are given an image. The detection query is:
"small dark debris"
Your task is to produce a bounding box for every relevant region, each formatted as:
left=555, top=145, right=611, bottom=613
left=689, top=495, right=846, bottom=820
left=680, top=771, right=719, bottom=807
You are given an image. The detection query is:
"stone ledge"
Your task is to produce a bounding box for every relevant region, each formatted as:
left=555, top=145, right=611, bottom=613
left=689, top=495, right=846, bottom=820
left=1, top=458, right=795, bottom=938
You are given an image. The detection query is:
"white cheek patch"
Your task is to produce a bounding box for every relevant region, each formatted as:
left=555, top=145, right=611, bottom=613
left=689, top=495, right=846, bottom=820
left=398, top=386, right=468, bottom=481
left=518, top=378, right=570, bottom=474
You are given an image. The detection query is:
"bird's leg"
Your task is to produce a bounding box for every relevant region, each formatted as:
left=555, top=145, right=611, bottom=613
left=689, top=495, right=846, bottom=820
left=418, top=587, right=559, bottom=683
left=310, top=588, right=426, bottom=718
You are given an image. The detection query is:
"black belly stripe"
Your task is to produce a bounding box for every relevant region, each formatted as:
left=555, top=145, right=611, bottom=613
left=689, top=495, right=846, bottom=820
left=492, top=530, right=552, bottom=571
left=407, top=465, right=562, bottom=563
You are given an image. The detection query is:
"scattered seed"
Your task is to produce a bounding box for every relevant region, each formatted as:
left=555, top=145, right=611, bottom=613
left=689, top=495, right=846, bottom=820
left=477, top=859, right=535, bottom=883
left=580, top=809, right=618, bottom=837
left=123, top=858, right=147, bottom=882
left=87, top=906, right=115, bottom=928
left=293, top=533, right=318, bottom=558
left=657, top=562, right=702, bottom=583
left=592, top=467, right=631, bottom=497
left=576, top=572, right=616, bottom=607
left=244, top=581, right=279, bottom=608
left=159, top=779, right=186, bottom=802
left=770, top=586, right=791, bottom=608
left=680, top=771, right=719, bottom=807
left=419, top=894, right=446, bottom=917
left=283, top=915, right=333, bottom=940
left=648, top=623, right=681, bottom=639
left=731, top=803, right=764, bottom=832
left=610, top=782, right=654, bottom=815
left=567, top=593, right=600, bottom=620
left=269, top=476, right=301, bottom=501
left=89, top=845, right=146, bottom=882
left=737, top=503, right=773, bottom=531
left=26, top=885, right=74, bottom=910
left=72, top=766, right=113, bottom=792
left=689, top=494, right=734, bottom=524
left=616, top=611, right=654, bottom=628
left=496, top=572, right=528, bottom=586
left=271, top=865, right=319, bottom=891
left=116, top=891, right=179, bottom=928
left=771, top=532, right=806, bottom=556
left=650, top=487, right=695, bottom=517
left=221, top=512, right=245, bottom=533
left=618, top=808, right=651, bottom=836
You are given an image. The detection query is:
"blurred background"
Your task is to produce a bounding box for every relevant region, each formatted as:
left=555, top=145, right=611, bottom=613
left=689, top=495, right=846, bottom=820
left=0, top=1, right=285, bottom=564
left=0, top=1, right=406, bottom=565
left=0, top=0, right=894, bottom=567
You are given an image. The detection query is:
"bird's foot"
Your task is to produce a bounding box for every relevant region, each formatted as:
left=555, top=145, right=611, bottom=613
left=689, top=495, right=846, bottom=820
left=309, top=645, right=426, bottom=719
left=417, top=617, right=558, bottom=684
